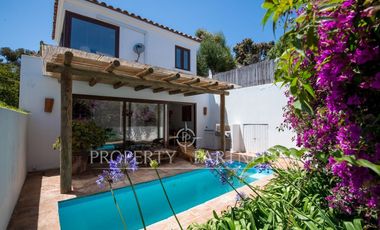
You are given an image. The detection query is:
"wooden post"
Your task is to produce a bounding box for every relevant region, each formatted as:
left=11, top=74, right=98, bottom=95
left=60, top=51, right=73, bottom=194
left=220, top=93, right=225, bottom=153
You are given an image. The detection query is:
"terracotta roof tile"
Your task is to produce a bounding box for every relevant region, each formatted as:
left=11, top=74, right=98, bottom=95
left=52, top=0, right=201, bottom=42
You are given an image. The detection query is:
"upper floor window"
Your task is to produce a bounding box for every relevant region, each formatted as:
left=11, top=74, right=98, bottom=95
left=175, top=46, right=190, bottom=71
left=63, top=12, right=119, bottom=57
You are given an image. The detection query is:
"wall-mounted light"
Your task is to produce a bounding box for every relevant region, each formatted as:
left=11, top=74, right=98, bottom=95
left=203, top=107, right=207, bottom=116
left=44, top=98, right=54, bottom=113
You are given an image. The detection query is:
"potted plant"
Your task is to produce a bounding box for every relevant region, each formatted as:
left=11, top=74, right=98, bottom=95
left=53, top=120, right=107, bottom=174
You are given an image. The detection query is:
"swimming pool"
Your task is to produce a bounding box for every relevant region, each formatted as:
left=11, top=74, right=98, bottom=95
left=58, top=162, right=271, bottom=230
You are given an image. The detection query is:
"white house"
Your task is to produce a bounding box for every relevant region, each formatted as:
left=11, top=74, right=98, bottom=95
left=19, top=0, right=294, bottom=175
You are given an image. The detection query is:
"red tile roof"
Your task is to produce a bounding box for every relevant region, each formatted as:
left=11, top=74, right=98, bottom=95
left=52, top=0, right=201, bottom=42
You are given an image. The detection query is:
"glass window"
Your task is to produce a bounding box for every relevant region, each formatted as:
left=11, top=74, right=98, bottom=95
left=73, top=97, right=166, bottom=151
left=73, top=98, right=124, bottom=150
left=175, top=48, right=182, bottom=69
left=175, top=46, right=190, bottom=71
left=183, top=49, right=190, bottom=70
left=66, top=12, right=119, bottom=57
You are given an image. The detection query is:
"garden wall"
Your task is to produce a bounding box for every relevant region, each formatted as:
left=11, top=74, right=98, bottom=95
left=213, top=83, right=295, bottom=153
left=0, top=107, right=28, bottom=229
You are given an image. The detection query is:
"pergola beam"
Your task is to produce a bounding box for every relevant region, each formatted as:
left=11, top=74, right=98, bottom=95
left=89, top=77, right=97, bottom=87
left=168, top=89, right=186, bottom=95
left=113, top=81, right=125, bottom=89
left=184, top=92, right=204, bottom=97
left=60, top=51, right=73, bottom=194
left=182, top=78, right=200, bottom=85
left=161, top=73, right=180, bottom=82
left=104, top=60, right=120, bottom=72
left=46, top=63, right=229, bottom=95
left=136, top=67, right=154, bottom=79
left=153, top=87, right=169, bottom=93
left=207, top=81, right=219, bottom=88
left=135, top=85, right=151, bottom=91
left=64, top=52, right=73, bottom=66
left=210, top=85, right=234, bottom=91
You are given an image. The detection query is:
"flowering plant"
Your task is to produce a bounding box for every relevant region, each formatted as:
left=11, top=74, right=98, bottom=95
left=263, top=0, right=380, bottom=224
left=96, top=152, right=146, bottom=229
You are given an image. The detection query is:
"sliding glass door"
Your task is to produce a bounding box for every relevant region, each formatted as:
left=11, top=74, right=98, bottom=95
left=126, top=103, right=165, bottom=142
left=73, top=96, right=165, bottom=150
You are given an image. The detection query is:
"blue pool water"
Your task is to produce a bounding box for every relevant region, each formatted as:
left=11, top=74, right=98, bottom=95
left=58, top=162, right=271, bottom=230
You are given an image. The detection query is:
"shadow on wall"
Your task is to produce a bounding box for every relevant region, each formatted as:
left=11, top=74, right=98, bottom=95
left=230, top=124, right=245, bottom=153
left=7, top=172, right=42, bottom=229
left=204, top=94, right=230, bottom=150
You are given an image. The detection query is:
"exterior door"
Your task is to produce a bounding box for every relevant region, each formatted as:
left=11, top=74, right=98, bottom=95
left=243, top=124, right=268, bottom=153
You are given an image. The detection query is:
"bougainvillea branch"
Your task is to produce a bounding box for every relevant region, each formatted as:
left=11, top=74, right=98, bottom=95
left=263, top=0, right=380, bottom=225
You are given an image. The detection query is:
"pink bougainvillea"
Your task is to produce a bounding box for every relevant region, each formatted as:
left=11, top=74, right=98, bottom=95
left=282, top=0, right=380, bottom=221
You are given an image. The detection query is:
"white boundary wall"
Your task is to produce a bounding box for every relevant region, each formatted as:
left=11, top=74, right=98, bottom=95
left=213, top=83, right=295, bottom=153
left=0, top=108, right=27, bottom=229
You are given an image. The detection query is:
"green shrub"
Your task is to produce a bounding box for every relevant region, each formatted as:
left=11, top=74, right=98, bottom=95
left=189, top=162, right=366, bottom=230
left=53, top=120, right=108, bottom=153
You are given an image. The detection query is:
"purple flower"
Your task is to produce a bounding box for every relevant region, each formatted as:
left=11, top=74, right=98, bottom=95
left=204, top=155, right=236, bottom=185
left=370, top=72, right=380, bottom=90
left=281, top=0, right=380, bottom=219
left=304, top=160, right=312, bottom=171
left=256, top=163, right=271, bottom=173
left=235, top=192, right=247, bottom=202
left=347, top=95, right=361, bottom=105
left=205, top=158, right=218, bottom=168
left=96, top=169, right=124, bottom=188
left=96, top=152, right=138, bottom=188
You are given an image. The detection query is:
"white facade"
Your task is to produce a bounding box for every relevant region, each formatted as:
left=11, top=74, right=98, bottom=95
left=0, top=108, right=27, bottom=229
left=18, top=0, right=295, bottom=171
left=19, top=0, right=206, bottom=171
left=54, top=0, right=199, bottom=74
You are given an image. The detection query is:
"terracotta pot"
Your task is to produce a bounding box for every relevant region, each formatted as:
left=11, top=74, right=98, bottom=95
left=72, top=152, right=88, bottom=175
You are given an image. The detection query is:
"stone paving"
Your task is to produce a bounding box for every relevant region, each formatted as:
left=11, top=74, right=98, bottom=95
left=7, top=155, right=276, bottom=230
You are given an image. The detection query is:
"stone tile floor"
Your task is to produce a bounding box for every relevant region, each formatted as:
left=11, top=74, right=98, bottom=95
left=7, top=154, right=277, bottom=230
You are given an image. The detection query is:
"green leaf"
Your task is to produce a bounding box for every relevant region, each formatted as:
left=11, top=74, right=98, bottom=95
left=304, top=221, right=318, bottom=230
left=343, top=220, right=362, bottom=230
left=303, top=83, right=315, bottom=98
left=335, top=155, right=380, bottom=176
left=353, top=219, right=362, bottom=229
left=262, top=9, right=274, bottom=26
left=293, top=100, right=302, bottom=110
left=262, top=2, right=274, bottom=9
left=213, top=210, right=219, bottom=219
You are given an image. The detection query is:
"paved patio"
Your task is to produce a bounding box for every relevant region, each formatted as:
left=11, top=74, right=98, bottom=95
left=7, top=153, right=280, bottom=230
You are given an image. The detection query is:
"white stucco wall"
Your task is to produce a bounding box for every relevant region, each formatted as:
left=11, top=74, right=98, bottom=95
left=213, top=84, right=295, bottom=152
left=54, top=0, right=199, bottom=75
left=0, top=108, right=27, bottom=229
left=20, top=55, right=213, bottom=171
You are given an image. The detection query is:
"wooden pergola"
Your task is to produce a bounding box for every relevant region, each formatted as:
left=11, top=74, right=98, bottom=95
left=42, top=45, right=236, bottom=193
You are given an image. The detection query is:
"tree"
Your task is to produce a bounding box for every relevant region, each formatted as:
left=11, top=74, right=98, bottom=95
left=233, top=38, right=274, bottom=66
left=0, top=63, right=19, bottom=107
left=0, top=47, right=36, bottom=66
left=0, top=47, right=36, bottom=107
left=196, top=29, right=236, bottom=76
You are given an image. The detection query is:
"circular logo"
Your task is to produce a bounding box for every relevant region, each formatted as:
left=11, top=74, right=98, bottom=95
left=176, top=127, right=196, bottom=147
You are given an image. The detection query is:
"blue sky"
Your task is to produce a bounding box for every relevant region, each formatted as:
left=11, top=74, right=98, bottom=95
left=0, top=0, right=280, bottom=52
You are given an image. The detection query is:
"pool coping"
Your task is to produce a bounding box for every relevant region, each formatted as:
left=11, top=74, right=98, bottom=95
left=57, top=168, right=205, bottom=206
left=147, top=174, right=275, bottom=229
